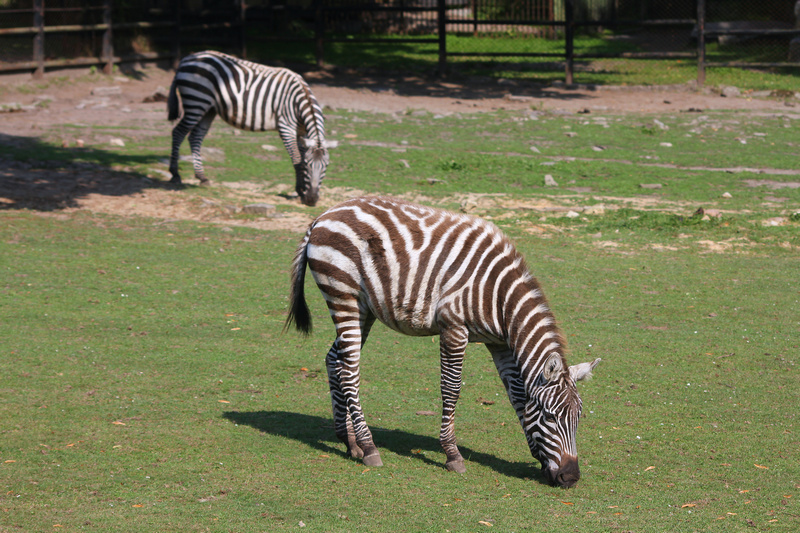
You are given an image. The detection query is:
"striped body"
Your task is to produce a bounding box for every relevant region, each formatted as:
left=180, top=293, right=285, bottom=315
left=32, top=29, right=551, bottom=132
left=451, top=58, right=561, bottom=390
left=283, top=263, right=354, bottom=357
left=287, top=197, right=600, bottom=487
left=167, top=50, right=331, bottom=206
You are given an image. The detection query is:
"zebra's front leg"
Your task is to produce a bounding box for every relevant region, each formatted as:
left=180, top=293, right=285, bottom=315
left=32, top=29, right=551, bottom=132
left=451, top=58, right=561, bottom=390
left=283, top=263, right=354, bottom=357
left=487, top=344, right=535, bottom=451
left=439, top=327, right=469, bottom=473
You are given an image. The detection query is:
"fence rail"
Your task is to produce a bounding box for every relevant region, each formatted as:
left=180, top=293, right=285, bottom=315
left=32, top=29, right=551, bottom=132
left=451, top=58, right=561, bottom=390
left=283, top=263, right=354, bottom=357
left=1, top=0, right=798, bottom=85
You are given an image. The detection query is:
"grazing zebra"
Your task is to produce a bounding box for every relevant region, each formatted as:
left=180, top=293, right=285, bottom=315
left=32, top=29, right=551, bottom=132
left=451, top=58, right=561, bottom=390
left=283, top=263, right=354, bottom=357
left=167, top=50, right=335, bottom=206
left=286, top=196, right=601, bottom=487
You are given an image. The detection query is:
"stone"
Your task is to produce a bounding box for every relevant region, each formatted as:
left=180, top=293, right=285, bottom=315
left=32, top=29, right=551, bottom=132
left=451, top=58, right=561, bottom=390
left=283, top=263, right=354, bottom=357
left=640, top=183, right=663, bottom=189
left=142, top=87, right=169, bottom=103
left=91, top=86, right=122, bottom=96
left=544, top=174, right=558, bottom=187
left=584, top=205, right=605, bottom=215
left=242, top=203, right=275, bottom=216
left=720, top=86, right=741, bottom=98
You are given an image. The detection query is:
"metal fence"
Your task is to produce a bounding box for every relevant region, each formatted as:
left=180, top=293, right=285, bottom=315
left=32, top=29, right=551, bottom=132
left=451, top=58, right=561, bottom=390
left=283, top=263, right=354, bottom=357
left=1, top=0, right=799, bottom=84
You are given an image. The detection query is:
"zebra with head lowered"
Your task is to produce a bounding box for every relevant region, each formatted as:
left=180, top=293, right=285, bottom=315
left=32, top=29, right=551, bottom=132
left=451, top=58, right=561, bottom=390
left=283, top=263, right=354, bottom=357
left=167, top=50, right=335, bottom=206
left=286, top=196, right=601, bottom=487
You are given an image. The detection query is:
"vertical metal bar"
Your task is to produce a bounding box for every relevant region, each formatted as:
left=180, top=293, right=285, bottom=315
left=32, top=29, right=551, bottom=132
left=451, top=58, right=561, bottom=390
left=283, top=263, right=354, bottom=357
left=33, top=0, right=44, bottom=78
left=697, top=0, right=706, bottom=86
left=102, top=0, right=113, bottom=75
left=437, top=0, right=446, bottom=76
left=564, top=0, right=574, bottom=85
left=239, top=0, right=247, bottom=59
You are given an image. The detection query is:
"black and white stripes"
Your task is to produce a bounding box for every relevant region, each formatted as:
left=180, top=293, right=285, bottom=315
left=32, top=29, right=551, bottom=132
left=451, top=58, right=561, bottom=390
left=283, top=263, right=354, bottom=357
left=167, top=50, right=334, bottom=206
left=287, top=196, right=600, bottom=487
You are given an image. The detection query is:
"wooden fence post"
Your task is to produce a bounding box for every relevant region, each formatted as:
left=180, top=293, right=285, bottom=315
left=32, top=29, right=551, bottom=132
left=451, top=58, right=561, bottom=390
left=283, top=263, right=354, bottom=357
left=437, top=0, right=446, bottom=76
left=697, top=0, right=705, bottom=86
left=239, top=0, right=247, bottom=59
left=314, top=0, right=324, bottom=67
left=102, top=0, right=113, bottom=74
left=564, top=0, right=574, bottom=85
left=33, top=0, right=44, bottom=78
left=173, top=3, right=181, bottom=69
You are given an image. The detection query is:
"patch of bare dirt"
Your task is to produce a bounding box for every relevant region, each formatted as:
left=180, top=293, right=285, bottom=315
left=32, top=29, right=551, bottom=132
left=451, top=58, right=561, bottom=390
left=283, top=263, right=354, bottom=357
left=1, top=64, right=797, bottom=231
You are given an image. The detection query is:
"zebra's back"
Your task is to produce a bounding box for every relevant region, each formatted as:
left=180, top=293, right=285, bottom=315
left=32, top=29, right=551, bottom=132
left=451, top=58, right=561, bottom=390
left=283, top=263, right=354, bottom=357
left=305, top=196, right=530, bottom=341
left=174, top=50, right=320, bottom=134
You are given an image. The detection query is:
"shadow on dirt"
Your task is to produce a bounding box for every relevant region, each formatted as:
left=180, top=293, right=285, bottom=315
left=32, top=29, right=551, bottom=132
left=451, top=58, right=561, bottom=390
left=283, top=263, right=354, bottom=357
left=223, top=409, right=547, bottom=483
left=0, top=132, right=177, bottom=211
left=303, top=65, right=597, bottom=104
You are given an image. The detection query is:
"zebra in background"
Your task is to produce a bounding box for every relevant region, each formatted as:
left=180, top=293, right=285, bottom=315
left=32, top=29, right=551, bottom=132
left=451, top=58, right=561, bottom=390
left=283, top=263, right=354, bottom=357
left=167, top=50, right=336, bottom=206
left=286, top=196, right=601, bottom=487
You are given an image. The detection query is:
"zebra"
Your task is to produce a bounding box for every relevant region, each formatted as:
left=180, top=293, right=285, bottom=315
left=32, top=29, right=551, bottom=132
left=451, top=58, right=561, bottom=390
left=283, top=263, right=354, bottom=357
left=285, top=196, right=601, bottom=487
left=167, top=50, right=335, bottom=206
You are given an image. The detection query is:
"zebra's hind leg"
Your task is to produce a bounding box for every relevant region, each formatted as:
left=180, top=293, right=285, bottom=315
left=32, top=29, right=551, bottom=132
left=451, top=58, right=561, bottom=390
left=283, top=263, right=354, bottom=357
left=187, top=109, right=217, bottom=186
left=439, top=327, right=469, bottom=473
left=326, top=341, right=363, bottom=460
left=169, top=119, right=193, bottom=185
left=325, top=312, right=381, bottom=466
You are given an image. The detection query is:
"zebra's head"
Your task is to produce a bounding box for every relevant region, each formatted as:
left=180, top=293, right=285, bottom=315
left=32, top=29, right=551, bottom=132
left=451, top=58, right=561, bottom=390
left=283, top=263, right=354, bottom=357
left=524, top=354, right=601, bottom=488
left=298, top=139, right=337, bottom=207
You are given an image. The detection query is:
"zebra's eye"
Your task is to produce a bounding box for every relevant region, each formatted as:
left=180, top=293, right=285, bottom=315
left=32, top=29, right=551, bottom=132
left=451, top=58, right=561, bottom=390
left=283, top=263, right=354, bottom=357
left=543, top=411, right=557, bottom=423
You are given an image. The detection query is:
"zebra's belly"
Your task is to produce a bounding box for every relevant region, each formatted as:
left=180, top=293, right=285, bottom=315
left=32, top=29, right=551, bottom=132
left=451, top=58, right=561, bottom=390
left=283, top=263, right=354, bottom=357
left=373, top=305, right=440, bottom=337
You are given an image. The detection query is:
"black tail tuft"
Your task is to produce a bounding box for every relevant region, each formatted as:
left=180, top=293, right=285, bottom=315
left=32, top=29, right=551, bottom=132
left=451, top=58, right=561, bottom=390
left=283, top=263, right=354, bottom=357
left=284, top=233, right=313, bottom=336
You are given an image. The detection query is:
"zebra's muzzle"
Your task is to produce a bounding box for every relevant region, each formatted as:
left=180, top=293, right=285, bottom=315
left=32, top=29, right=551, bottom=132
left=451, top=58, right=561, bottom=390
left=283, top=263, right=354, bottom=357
left=546, top=455, right=580, bottom=488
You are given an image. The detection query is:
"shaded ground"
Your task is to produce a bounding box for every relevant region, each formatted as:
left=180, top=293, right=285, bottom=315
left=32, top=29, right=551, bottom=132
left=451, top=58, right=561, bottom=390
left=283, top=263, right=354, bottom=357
left=1, top=64, right=798, bottom=232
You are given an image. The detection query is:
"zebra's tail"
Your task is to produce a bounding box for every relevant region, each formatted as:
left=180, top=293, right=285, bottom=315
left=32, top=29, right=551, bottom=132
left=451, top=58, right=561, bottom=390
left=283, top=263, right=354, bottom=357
left=167, top=73, right=181, bottom=121
left=285, top=229, right=313, bottom=336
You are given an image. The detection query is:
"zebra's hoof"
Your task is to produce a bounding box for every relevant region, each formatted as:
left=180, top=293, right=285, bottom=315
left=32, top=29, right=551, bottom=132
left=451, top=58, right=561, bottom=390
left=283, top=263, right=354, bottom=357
left=347, top=445, right=364, bottom=460
left=445, top=459, right=466, bottom=473
left=198, top=179, right=211, bottom=187
left=362, top=453, right=383, bottom=467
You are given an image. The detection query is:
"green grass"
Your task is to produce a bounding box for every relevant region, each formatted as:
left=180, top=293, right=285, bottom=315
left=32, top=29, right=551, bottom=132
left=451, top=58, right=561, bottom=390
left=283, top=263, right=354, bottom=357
left=2, top=99, right=800, bottom=531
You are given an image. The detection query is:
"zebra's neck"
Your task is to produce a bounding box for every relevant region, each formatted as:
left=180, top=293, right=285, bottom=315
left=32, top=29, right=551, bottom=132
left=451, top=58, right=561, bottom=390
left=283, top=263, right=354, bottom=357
left=501, top=271, right=565, bottom=387
left=297, top=85, right=326, bottom=147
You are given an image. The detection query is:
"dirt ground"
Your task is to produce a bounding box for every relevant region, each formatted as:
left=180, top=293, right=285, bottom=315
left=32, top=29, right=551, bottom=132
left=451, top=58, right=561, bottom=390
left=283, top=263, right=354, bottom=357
left=1, top=64, right=797, bottom=231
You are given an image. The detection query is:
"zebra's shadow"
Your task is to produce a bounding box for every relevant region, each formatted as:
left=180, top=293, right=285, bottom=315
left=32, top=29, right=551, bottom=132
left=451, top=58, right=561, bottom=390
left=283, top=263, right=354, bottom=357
left=223, top=410, right=547, bottom=483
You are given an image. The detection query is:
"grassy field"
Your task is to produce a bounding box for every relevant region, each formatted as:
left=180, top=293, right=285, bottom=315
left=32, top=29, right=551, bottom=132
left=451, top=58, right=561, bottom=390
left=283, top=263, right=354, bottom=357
left=2, top=96, right=799, bottom=531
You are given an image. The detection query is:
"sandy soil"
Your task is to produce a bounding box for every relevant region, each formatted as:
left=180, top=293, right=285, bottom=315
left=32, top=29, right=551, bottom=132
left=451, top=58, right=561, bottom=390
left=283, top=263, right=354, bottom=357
left=1, top=64, right=797, bottom=232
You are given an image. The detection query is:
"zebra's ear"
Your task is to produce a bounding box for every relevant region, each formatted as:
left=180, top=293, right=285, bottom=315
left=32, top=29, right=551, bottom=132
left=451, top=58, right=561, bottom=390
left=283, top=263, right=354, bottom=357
left=569, top=358, right=601, bottom=383
left=323, top=140, right=339, bottom=149
left=542, top=353, right=564, bottom=382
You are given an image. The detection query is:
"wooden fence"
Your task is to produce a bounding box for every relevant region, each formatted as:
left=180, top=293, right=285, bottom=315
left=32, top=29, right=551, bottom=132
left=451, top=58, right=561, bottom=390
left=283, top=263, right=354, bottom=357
left=1, top=0, right=799, bottom=85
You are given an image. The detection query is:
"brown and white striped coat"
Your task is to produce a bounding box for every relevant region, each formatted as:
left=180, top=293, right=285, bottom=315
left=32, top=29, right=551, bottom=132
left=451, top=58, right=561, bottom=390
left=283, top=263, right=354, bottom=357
left=286, top=196, right=600, bottom=487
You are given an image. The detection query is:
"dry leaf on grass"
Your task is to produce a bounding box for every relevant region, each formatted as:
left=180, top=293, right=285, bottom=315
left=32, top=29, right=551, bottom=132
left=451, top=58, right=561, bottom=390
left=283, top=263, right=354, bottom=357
left=644, top=466, right=655, bottom=471
left=681, top=503, right=696, bottom=508
left=112, top=421, right=126, bottom=426
left=478, top=521, right=493, bottom=527
left=754, top=463, right=768, bottom=469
